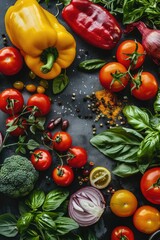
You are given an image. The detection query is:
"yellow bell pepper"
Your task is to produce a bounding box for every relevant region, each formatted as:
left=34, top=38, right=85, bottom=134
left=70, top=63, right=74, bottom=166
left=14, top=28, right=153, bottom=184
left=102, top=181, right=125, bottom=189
left=5, top=0, right=76, bottom=80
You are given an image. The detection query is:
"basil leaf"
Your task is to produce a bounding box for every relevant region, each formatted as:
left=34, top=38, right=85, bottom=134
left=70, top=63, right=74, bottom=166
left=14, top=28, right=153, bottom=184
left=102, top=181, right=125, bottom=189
left=44, top=231, right=58, bottom=240
left=0, top=213, right=18, bottom=237
left=21, top=229, right=40, bottom=240
left=35, top=213, right=56, bottom=230
left=55, top=217, right=79, bottom=235
left=154, top=89, right=160, bottom=113
left=42, top=189, right=69, bottom=211
left=137, top=131, right=160, bottom=160
left=25, top=189, right=45, bottom=210
left=112, top=163, right=139, bottom=177
left=52, top=74, right=69, bottom=94
left=150, top=116, right=160, bottom=131
left=123, top=105, right=151, bottom=132
left=90, top=127, right=143, bottom=162
left=27, top=139, right=40, bottom=150
left=17, top=212, right=33, bottom=234
left=79, top=59, right=106, bottom=71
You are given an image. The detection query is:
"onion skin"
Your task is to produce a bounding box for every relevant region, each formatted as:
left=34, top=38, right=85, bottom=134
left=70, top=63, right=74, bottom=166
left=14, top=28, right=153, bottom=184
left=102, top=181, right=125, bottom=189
left=125, top=21, right=160, bottom=65
left=68, top=186, right=106, bottom=227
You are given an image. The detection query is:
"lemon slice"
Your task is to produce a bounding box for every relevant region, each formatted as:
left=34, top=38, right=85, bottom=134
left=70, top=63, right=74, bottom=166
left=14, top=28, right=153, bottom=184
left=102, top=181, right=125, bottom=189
left=89, top=166, right=111, bottom=189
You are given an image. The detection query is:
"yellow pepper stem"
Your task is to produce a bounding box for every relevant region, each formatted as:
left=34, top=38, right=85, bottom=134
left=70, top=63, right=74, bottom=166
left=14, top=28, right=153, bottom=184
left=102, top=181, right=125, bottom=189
left=40, top=47, right=58, bottom=74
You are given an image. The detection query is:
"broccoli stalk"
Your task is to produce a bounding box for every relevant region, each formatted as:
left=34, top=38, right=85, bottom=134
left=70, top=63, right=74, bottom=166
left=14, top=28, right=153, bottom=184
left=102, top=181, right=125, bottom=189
left=0, top=155, right=39, bottom=198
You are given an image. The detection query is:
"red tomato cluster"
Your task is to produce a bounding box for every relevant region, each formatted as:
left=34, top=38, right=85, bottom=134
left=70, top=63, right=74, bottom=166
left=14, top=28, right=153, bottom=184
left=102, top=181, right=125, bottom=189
left=99, top=40, right=158, bottom=100
left=51, top=131, right=88, bottom=187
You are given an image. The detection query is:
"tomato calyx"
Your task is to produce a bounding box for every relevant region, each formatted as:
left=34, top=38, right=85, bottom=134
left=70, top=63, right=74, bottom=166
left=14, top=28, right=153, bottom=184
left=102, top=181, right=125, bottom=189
left=33, top=152, right=43, bottom=162
left=130, top=71, right=142, bottom=92
left=110, top=71, right=128, bottom=88
left=122, top=40, right=146, bottom=70
left=147, top=177, right=160, bottom=190
left=119, top=232, right=129, bottom=240
left=6, top=98, right=19, bottom=113
left=57, top=166, right=65, bottom=176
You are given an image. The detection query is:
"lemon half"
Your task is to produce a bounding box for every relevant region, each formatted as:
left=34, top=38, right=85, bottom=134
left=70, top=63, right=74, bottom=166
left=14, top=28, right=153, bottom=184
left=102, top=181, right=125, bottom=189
left=89, top=166, right=111, bottom=189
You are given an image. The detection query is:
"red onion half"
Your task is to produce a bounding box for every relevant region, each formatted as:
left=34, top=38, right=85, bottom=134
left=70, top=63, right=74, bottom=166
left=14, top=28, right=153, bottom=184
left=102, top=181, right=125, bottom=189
left=125, top=21, right=160, bottom=65
left=68, top=186, right=106, bottom=227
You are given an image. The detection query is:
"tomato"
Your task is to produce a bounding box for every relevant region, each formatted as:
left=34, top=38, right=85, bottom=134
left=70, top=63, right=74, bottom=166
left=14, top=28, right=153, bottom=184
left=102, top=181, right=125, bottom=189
left=67, top=146, right=88, bottom=168
left=99, top=62, right=129, bottom=92
left=131, top=72, right=158, bottom=100
left=27, top=93, right=51, bottom=116
left=0, top=88, right=24, bottom=115
left=116, top=40, right=145, bottom=70
left=110, top=189, right=138, bottom=217
left=140, top=167, right=160, bottom=205
left=6, top=115, right=27, bottom=137
left=52, top=131, right=72, bottom=152
left=30, top=149, right=52, bottom=171
left=0, top=47, right=23, bottom=75
left=133, top=205, right=160, bottom=234
left=111, top=226, right=134, bottom=240
left=52, top=165, right=74, bottom=186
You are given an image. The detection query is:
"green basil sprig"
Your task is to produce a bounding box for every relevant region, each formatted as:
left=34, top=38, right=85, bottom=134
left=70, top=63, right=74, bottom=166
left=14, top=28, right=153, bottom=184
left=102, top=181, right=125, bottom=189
left=0, top=189, right=79, bottom=239
left=90, top=90, right=160, bottom=177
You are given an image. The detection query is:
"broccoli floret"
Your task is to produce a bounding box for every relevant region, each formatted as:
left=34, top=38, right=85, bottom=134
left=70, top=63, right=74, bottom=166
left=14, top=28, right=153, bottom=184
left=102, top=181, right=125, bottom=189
left=0, top=155, right=39, bottom=198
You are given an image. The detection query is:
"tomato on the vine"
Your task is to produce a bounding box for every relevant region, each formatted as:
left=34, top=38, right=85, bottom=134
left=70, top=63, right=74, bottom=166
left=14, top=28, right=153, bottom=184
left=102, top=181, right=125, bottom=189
left=27, top=93, right=51, bottom=116
left=131, top=72, right=158, bottom=100
left=0, top=47, right=23, bottom=76
left=133, top=205, right=160, bottom=234
left=110, top=189, right=138, bottom=217
left=67, top=146, right=88, bottom=168
left=111, top=226, right=134, bottom=240
left=30, top=149, right=52, bottom=171
left=52, top=165, right=74, bottom=186
left=99, top=62, right=129, bottom=92
left=140, top=167, right=160, bottom=205
left=0, top=88, right=24, bottom=115
left=116, top=40, right=145, bottom=70
left=52, top=131, right=72, bottom=152
left=6, top=115, right=27, bottom=137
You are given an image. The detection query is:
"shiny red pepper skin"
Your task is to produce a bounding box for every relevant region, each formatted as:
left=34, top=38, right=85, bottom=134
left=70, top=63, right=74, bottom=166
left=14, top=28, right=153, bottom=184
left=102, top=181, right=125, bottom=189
left=62, top=0, right=122, bottom=50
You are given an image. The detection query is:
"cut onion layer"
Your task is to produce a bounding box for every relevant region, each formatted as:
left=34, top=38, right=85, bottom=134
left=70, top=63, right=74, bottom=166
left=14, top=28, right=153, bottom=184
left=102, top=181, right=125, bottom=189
left=68, top=186, right=106, bottom=226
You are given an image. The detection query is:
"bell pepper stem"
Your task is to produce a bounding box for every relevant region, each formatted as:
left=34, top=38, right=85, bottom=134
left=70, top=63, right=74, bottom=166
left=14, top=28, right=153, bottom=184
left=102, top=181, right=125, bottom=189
left=40, top=53, right=55, bottom=74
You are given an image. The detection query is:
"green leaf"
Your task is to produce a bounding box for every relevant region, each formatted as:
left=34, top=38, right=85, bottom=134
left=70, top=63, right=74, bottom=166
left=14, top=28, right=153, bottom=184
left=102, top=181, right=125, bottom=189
left=79, top=59, right=106, bottom=71
left=154, top=89, right=160, bottom=113
left=35, top=213, right=56, bottom=230
left=17, top=212, right=33, bottom=234
left=0, top=213, right=18, bottom=237
left=21, top=229, right=40, bottom=240
left=27, top=139, right=40, bottom=150
left=42, top=189, right=69, bottom=211
left=123, top=105, right=151, bottom=132
left=55, top=217, right=79, bottom=235
left=44, top=231, right=59, bottom=240
left=90, top=127, right=143, bottom=162
left=25, top=189, right=45, bottom=210
left=137, top=131, right=160, bottom=160
left=52, top=73, right=69, bottom=94
left=112, top=163, right=139, bottom=177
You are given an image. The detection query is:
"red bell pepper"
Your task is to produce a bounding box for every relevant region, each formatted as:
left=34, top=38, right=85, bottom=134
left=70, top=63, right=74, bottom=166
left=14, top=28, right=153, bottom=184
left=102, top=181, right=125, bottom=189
left=62, top=0, right=122, bottom=50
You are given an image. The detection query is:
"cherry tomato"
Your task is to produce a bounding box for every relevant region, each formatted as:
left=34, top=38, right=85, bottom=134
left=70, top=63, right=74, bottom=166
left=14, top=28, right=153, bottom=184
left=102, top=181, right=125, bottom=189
left=30, top=149, right=52, bottom=171
left=6, top=115, right=27, bottom=137
left=116, top=40, right=145, bottom=69
left=0, top=47, right=23, bottom=75
left=140, top=167, right=160, bottom=205
left=27, top=93, right=51, bottom=116
left=99, top=62, right=129, bottom=92
left=67, top=146, right=88, bottom=168
left=111, top=226, right=134, bottom=240
left=110, top=189, right=138, bottom=217
left=52, top=165, right=74, bottom=186
left=52, top=131, right=72, bottom=152
left=0, top=88, right=24, bottom=115
left=131, top=72, right=158, bottom=100
left=133, top=205, right=160, bottom=234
